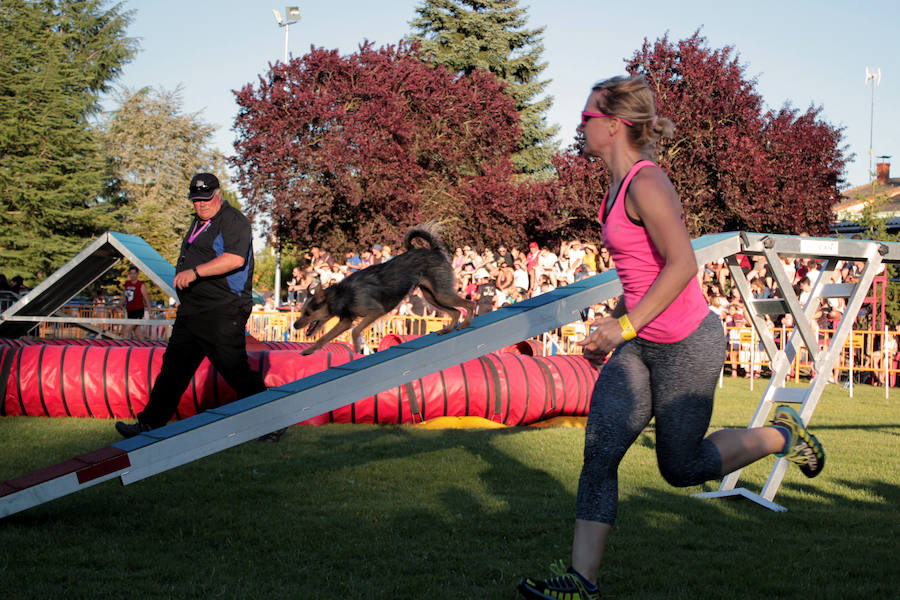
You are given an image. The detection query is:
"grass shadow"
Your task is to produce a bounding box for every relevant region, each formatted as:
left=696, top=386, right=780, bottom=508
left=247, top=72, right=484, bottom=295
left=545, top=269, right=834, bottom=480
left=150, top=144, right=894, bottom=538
left=1, top=378, right=897, bottom=599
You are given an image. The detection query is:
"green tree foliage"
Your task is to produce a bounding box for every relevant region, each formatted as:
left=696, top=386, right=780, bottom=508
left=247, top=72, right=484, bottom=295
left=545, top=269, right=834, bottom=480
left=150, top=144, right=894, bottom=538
left=0, top=0, right=136, bottom=282
left=100, top=86, right=224, bottom=263
left=408, top=0, right=558, bottom=173
left=252, top=246, right=300, bottom=295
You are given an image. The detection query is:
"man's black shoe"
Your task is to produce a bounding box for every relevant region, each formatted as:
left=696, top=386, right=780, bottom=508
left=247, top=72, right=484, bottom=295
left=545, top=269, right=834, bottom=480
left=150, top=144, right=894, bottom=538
left=115, top=421, right=152, bottom=439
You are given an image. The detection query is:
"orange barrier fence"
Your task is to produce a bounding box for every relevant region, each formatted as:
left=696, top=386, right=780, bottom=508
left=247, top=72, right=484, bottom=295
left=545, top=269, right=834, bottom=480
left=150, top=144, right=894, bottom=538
left=34, top=305, right=176, bottom=341
left=24, top=306, right=900, bottom=391
left=246, top=309, right=596, bottom=357
left=246, top=309, right=451, bottom=351
left=723, top=325, right=898, bottom=391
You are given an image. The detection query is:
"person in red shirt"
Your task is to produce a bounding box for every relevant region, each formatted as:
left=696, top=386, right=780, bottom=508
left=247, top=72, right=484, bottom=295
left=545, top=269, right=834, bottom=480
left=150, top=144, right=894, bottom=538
left=525, top=241, right=541, bottom=293
left=121, top=266, right=150, bottom=339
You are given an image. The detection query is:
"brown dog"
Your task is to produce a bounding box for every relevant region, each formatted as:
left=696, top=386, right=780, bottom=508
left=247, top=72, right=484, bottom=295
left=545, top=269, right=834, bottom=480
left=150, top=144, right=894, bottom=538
left=294, top=226, right=475, bottom=355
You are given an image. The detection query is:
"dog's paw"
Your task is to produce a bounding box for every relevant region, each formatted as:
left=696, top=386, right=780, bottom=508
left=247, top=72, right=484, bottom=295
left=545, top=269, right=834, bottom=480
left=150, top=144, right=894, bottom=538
left=300, top=346, right=316, bottom=356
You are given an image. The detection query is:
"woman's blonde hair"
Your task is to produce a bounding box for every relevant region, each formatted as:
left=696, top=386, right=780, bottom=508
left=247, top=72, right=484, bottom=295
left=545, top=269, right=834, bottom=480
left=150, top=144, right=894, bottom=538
left=591, top=75, right=675, bottom=158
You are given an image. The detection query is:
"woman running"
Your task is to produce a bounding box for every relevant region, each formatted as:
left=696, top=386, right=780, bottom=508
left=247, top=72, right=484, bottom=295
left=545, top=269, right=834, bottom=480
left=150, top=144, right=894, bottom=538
left=517, top=75, right=825, bottom=600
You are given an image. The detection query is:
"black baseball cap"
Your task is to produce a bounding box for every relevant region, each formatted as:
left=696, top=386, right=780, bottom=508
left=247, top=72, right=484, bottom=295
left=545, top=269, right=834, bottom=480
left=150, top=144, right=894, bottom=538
left=188, top=173, right=220, bottom=201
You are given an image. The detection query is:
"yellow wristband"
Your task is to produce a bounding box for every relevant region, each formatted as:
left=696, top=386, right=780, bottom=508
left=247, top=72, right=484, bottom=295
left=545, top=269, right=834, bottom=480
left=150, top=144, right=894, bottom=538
left=618, top=315, right=637, bottom=340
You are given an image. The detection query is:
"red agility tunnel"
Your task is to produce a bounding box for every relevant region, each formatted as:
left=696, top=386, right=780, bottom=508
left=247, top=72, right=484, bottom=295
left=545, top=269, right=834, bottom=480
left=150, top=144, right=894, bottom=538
left=1, top=341, right=597, bottom=425
left=310, top=352, right=597, bottom=426
left=0, top=338, right=166, bottom=348
left=245, top=337, right=354, bottom=357
left=0, top=344, right=355, bottom=420
left=0, top=338, right=353, bottom=353
left=378, top=334, right=543, bottom=357
left=377, top=334, right=417, bottom=352
left=500, top=340, right=543, bottom=356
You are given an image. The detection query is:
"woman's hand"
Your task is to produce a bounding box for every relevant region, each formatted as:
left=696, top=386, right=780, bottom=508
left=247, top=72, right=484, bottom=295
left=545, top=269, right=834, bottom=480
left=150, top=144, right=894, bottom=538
left=577, top=316, right=625, bottom=365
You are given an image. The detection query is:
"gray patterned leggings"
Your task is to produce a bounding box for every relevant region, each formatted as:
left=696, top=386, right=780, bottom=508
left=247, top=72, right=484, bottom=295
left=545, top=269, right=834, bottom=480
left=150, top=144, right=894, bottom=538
left=576, top=311, right=726, bottom=524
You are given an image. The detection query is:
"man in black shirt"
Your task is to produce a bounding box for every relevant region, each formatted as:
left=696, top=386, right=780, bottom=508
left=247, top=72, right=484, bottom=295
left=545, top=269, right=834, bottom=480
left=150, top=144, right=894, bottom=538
left=494, top=245, right=514, bottom=268
left=474, top=269, right=497, bottom=316
left=115, top=173, right=267, bottom=438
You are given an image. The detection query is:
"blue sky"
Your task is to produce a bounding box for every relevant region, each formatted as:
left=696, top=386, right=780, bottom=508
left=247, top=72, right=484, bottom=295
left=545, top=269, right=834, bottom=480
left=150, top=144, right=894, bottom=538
left=110, top=0, right=898, bottom=191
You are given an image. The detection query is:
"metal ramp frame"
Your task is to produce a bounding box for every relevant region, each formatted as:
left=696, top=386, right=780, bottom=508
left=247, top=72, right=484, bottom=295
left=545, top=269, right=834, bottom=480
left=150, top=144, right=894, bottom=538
left=694, top=232, right=898, bottom=510
left=0, top=232, right=178, bottom=339
left=2, top=231, right=897, bottom=518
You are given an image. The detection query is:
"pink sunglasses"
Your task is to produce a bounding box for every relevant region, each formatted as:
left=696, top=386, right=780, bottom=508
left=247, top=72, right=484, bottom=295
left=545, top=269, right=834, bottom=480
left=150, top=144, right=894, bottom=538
left=581, top=110, right=633, bottom=127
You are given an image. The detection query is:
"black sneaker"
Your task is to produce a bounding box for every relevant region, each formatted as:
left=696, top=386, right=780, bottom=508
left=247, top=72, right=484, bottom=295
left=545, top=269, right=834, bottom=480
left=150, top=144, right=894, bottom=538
left=115, top=421, right=152, bottom=439
left=256, top=428, right=287, bottom=443
left=770, top=405, right=825, bottom=478
left=518, top=561, right=601, bottom=599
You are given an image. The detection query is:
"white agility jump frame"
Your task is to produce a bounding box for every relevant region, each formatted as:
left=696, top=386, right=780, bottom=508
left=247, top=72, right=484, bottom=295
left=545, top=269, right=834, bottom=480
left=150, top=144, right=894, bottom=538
left=695, top=232, right=896, bottom=510
left=1, top=231, right=898, bottom=518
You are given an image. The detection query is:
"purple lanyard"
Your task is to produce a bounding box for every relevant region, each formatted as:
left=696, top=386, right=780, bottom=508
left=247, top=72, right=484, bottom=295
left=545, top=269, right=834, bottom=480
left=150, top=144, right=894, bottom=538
left=187, top=220, right=210, bottom=244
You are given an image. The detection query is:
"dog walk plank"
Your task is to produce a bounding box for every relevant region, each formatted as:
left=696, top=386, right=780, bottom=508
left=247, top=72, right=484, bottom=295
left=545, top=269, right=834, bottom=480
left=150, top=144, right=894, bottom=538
left=205, top=390, right=292, bottom=416
left=0, top=232, right=770, bottom=518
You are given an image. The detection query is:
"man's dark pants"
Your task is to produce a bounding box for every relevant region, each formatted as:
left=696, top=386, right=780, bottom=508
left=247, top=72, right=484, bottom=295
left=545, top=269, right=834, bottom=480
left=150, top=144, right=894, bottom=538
left=138, top=310, right=266, bottom=428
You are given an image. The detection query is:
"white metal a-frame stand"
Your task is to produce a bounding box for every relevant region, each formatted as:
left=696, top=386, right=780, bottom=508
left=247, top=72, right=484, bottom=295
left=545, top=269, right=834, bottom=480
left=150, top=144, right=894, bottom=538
left=694, top=232, right=892, bottom=511
left=0, top=232, right=178, bottom=339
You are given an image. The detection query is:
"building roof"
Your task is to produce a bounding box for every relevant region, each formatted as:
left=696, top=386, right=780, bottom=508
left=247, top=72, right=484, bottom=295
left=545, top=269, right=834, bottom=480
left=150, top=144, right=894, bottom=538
left=834, top=177, right=900, bottom=216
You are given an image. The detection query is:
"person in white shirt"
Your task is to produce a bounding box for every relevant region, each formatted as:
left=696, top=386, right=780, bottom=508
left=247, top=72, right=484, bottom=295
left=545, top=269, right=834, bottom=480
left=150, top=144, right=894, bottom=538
left=804, top=259, right=821, bottom=288
left=512, top=261, right=530, bottom=294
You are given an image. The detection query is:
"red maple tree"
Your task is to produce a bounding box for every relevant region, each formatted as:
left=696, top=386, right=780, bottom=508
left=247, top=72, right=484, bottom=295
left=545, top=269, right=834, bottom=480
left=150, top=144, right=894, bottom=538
left=625, top=31, right=847, bottom=236
left=522, top=148, right=607, bottom=245
left=231, top=33, right=848, bottom=255
left=230, top=41, right=523, bottom=252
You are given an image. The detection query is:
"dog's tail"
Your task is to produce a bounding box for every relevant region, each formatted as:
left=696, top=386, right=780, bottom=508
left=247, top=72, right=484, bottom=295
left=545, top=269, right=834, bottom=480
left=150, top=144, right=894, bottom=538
left=403, top=222, right=450, bottom=260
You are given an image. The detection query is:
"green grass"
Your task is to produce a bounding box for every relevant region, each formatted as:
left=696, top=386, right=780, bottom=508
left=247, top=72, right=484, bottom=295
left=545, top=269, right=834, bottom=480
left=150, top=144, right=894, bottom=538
left=0, top=379, right=897, bottom=599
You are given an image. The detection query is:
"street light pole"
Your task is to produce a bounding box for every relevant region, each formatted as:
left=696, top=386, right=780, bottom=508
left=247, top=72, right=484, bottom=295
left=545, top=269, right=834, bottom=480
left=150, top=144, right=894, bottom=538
left=272, top=6, right=300, bottom=63
left=865, top=67, right=881, bottom=183
left=271, top=7, right=300, bottom=307
left=282, top=14, right=290, bottom=62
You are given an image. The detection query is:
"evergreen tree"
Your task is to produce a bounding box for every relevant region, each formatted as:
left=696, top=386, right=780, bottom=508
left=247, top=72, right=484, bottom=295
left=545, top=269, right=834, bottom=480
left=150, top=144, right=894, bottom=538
left=408, top=0, right=558, bottom=173
left=100, top=86, right=224, bottom=263
left=0, top=0, right=136, bottom=282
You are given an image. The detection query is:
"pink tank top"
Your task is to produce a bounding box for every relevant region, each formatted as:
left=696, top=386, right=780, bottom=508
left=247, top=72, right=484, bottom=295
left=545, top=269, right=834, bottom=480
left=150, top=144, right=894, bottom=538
left=599, top=160, right=710, bottom=343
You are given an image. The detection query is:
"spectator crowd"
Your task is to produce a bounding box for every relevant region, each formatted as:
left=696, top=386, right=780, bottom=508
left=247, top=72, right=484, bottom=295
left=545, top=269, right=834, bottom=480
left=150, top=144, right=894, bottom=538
left=6, top=239, right=898, bottom=385
left=273, top=237, right=883, bottom=347
left=0, top=239, right=881, bottom=338
left=276, top=239, right=618, bottom=319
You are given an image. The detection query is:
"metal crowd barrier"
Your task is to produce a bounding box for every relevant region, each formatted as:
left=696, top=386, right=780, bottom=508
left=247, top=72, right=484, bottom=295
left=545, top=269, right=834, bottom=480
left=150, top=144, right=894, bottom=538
left=723, top=324, right=897, bottom=397
left=30, top=305, right=898, bottom=396
left=34, top=305, right=176, bottom=341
